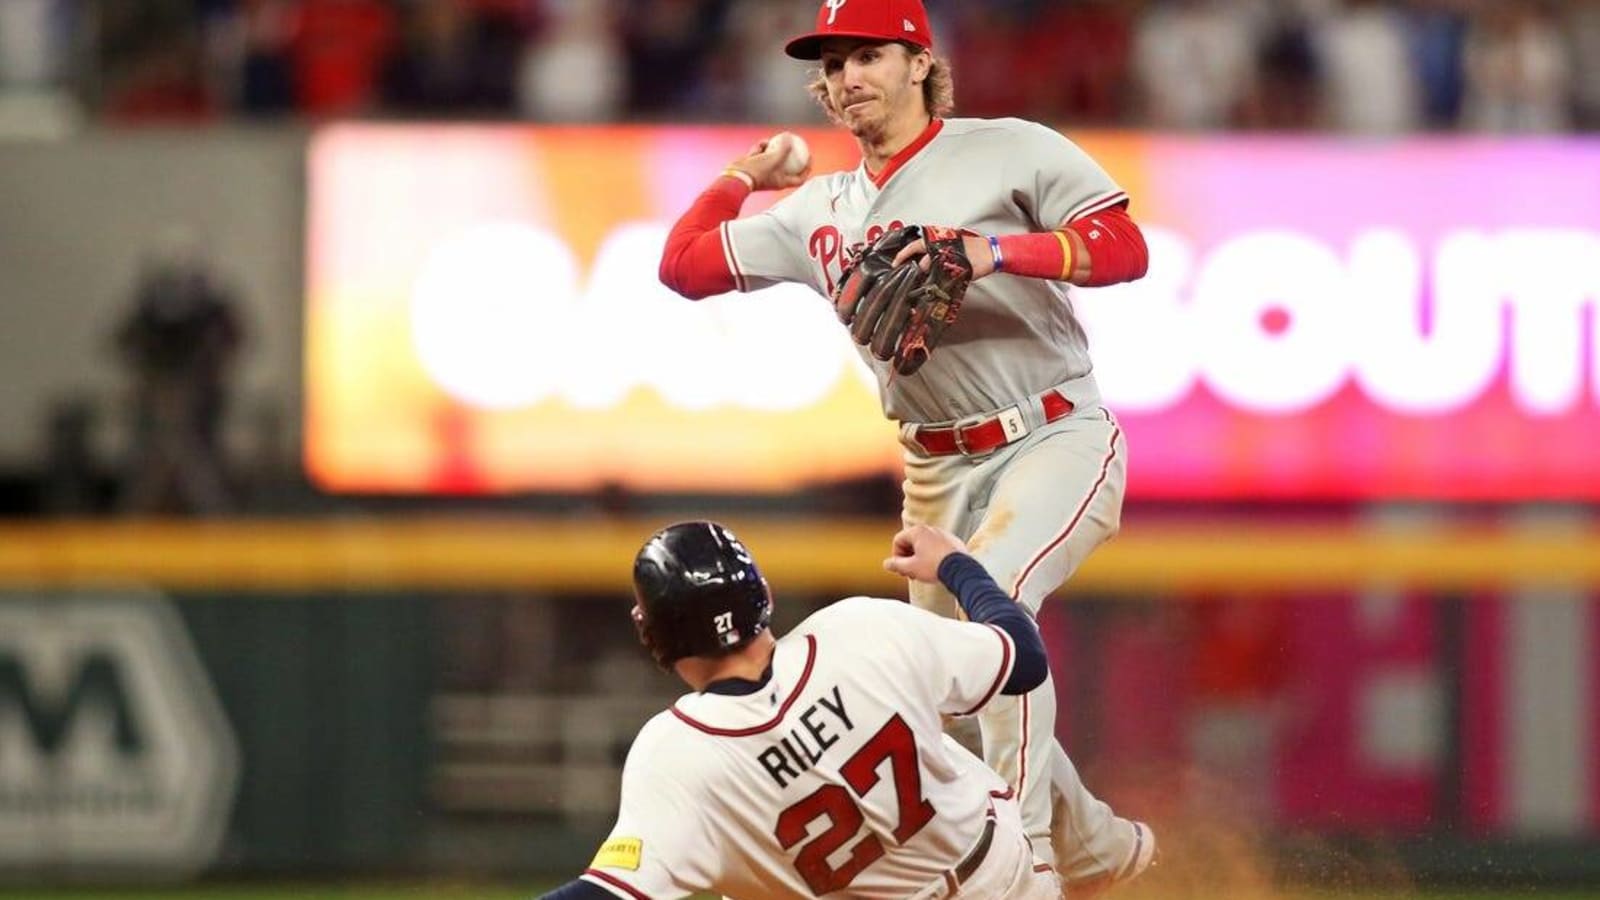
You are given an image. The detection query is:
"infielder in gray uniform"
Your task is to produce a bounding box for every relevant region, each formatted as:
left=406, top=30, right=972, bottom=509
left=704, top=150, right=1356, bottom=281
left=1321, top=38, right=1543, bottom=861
left=658, top=0, right=1155, bottom=892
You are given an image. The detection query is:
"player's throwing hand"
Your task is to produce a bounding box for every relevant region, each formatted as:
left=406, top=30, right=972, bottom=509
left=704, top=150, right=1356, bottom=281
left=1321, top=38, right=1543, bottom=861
left=884, top=523, right=969, bottom=582
left=726, top=137, right=812, bottom=192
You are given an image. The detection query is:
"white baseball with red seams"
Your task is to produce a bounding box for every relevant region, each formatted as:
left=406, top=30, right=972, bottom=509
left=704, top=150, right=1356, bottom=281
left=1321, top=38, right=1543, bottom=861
left=719, top=115, right=1141, bottom=880
left=769, top=131, right=811, bottom=176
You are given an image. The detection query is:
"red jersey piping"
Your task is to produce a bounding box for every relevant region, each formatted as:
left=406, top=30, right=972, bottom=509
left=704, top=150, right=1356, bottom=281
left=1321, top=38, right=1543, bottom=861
left=866, top=118, right=945, bottom=190
left=670, top=635, right=817, bottom=736
left=1062, top=190, right=1130, bottom=224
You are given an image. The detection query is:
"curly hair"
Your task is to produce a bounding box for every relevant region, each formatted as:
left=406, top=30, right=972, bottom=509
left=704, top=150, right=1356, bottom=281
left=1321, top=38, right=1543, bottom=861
left=806, top=43, right=955, bottom=124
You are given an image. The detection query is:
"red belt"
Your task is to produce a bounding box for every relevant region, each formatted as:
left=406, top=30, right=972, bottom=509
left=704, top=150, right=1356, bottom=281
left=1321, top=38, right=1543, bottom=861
left=911, top=390, right=1075, bottom=457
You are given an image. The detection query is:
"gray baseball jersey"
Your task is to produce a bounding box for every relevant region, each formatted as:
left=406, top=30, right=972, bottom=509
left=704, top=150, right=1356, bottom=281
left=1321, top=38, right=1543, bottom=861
left=722, top=116, right=1127, bottom=424
left=717, top=116, right=1142, bottom=877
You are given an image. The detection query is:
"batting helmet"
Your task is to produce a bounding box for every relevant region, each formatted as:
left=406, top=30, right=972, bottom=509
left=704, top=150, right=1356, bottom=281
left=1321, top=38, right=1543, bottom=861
left=630, top=521, right=772, bottom=669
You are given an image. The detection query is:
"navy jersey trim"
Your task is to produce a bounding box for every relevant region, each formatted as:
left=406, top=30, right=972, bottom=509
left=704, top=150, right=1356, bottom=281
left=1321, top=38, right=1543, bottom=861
left=581, top=869, right=651, bottom=900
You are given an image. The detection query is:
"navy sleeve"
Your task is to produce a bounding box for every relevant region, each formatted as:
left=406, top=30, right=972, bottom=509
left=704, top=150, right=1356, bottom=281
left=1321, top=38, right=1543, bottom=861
left=936, top=553, right=1048, bottom=694
left=540, top=878, right=618, bottom=900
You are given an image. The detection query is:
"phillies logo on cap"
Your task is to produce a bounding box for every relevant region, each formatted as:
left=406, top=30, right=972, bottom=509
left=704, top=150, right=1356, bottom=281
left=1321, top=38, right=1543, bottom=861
left=787, top=0, right=934, bottom=60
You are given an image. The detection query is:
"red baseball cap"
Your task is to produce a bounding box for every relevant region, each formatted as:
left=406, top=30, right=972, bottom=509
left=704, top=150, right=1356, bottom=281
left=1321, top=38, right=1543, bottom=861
left=784, top=0, right=934, bottom=61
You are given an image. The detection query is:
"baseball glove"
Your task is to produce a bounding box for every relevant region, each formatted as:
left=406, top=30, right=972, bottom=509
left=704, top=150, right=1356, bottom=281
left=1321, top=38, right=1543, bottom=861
left=831, top=225, right=974, bottom=376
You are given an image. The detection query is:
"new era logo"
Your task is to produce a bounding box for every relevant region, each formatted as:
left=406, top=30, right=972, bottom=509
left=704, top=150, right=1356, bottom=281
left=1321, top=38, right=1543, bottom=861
left=903, top=18, right=916, bottom=32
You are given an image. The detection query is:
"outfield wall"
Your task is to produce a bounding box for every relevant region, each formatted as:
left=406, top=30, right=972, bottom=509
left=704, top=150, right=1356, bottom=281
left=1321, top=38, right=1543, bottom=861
left=0, top=518, right=1597, bottom=885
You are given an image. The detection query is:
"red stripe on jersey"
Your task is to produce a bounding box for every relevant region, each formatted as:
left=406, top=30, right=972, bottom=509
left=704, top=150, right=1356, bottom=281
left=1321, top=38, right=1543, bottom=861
left=990, top=786, right=1016, bottom=801
left=583, top=869, right=653, bottom=900
left=1011, top=408, right=1121, bottom=603
left=1063, top=190, right=1128, bottom=223
left=955, top=624, right=1014, bottom=716
left=720, top=221, right=748, bottom=293
left=1017, top=693, right=1031, bottom=798
left=670, top=635, right=817, bottom=736
left=866, top=118, right=945, bottom=190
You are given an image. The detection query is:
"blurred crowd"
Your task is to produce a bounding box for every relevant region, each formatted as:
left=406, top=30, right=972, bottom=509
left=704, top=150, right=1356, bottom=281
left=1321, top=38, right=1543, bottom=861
left=1, top=0, right=1597, bottom=133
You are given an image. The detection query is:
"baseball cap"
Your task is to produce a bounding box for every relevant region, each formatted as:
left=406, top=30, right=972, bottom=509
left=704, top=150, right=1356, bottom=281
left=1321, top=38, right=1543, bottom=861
left=784, top=0, right=934, bottom=61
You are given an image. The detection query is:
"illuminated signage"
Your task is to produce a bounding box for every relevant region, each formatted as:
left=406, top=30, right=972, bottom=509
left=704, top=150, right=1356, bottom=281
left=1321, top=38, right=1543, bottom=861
left=306, top=127, right=1600, bottom=499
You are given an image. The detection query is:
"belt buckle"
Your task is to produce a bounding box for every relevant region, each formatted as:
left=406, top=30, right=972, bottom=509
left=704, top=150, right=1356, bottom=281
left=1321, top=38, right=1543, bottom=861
left=951, top=405, right=1028, bottom=458
left=950, top=412, right=988, bottom=457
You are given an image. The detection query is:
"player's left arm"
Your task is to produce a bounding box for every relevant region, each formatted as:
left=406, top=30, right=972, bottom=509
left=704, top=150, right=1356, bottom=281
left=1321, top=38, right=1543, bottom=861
left=1003, top=202, right=1149, bottom=287
left=893, top=209, right=1147, bottom=289
left=539, top=879, right=614, bottom=899
left=891, top=124, right=1149, bottom=288
left=893, top=207, right=1147, bottom=286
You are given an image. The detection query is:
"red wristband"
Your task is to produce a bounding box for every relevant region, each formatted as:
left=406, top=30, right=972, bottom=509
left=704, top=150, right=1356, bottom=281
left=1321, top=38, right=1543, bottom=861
left=994, top=232, right=1072, bottom=281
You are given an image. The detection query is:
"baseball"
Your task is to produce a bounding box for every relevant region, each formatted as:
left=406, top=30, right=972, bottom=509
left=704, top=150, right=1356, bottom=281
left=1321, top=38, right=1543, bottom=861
left=770, top=131, right=810, bottom=176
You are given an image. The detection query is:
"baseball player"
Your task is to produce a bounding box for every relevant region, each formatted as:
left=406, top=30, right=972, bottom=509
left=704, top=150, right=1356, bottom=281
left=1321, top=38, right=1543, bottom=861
left=655, top=0, right=1155, bottom=891
left=541, top=521, right=1060, bottom=899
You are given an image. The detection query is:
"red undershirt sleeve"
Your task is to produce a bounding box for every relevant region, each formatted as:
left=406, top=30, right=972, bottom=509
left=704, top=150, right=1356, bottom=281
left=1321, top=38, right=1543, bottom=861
left=991, top=203, right=1149, bottom=287
left=658, top=175, right=750, bottom=300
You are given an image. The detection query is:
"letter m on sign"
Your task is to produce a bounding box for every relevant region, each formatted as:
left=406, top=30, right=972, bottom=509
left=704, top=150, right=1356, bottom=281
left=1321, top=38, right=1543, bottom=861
left=0, top=651, right=144, bottom=756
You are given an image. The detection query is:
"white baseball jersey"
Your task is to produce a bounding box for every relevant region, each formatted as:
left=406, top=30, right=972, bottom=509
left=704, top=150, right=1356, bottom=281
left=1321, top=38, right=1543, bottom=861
left=579, top=597, right=1022, bottom=899
left=722, top=116, right=1127, bottom=425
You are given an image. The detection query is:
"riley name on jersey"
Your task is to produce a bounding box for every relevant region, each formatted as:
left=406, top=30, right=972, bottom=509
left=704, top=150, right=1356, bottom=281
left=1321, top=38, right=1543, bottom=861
left=755, top=685, right=854, bottom=788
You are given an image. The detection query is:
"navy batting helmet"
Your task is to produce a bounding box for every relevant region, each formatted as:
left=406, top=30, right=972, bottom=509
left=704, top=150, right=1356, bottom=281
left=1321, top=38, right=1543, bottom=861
left=630, top=521, right=772, bottom=669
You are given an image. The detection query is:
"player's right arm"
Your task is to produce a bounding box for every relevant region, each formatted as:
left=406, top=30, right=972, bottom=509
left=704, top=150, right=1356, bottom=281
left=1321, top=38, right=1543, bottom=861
left=934, top=554, right=1048, bottom=696
left=658, top=139, right=815, bottom=300
left=885, top=524, right=1048, bottom=697
left=879, top=525, right=1049, bottom=710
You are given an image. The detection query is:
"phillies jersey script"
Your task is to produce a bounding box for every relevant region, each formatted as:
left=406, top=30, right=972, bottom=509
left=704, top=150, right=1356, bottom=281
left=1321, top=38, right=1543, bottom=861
left=722, top=117, right=1128, bottom=425
left=580, top=597, right=1020, bottom=899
